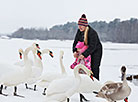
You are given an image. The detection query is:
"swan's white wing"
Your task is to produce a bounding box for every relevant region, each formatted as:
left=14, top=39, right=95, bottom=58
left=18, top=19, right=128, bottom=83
left=0, top=68, right=26, bottom=86
left=36, top=73, right=67, bottom=88
left=46, top=76, right=75, bottom=96
left=31, top=66, right=42, bottom=77
left=40, top=73, right=65, bottom=82
left=14, top=59, right=34, bottom=67
left=36, top=80, right=50, bottom=88
left=78, top=74, right=102, bottom=93
left=0, top=61, right=32, bottom=86
left=0, top=62, right=20, bottom=72
left=14, top=60, right=25, bottom=67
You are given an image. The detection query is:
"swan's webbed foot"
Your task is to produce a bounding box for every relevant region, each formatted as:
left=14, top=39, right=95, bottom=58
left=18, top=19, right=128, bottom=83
left=34, top=85, right=36, bottom=91
left=34, top=85, right=37, bottom=91
left=25, top=83, right=29, bottom=89
left=25, top=83, right=37, bottom=91
left=124, top=97, right=128, bottom=102
left=0, top=85, right=3, bottom=94
left=42, top=88, right=47, bottom=95
left=67, top=98, right=70, bottom=102
left=4, top=86, right=7, bottom=90
left=0, top=85, right=8, bottom=96
left=13, top=86, right=24, bottom=98
left=14, top=92, right=24, bottom=98
left=80, top=93, right=89, bottom=102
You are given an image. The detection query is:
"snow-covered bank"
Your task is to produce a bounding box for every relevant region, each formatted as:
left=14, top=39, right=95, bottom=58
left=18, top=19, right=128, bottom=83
left=0, top=38, right=138, bottom=102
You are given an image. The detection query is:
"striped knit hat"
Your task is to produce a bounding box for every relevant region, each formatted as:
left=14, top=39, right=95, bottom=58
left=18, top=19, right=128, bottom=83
left=78, top=14, right=88, bottom=26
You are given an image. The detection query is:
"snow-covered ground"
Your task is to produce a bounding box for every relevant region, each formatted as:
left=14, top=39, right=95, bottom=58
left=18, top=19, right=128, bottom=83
left=0, top=38, right=138, bottom=102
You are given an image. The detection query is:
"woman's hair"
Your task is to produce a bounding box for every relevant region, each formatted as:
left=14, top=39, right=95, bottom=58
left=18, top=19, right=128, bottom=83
left=84, top=26, right=89, bottom=45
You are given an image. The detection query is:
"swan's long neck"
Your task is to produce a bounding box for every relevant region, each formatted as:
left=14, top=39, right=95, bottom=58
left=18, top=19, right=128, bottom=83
left=22, top=46, right=33, bottom=75
left=74, top=66, right=81, bottom=79
left=32, top=48, right=37, bottom=59
left=32, top=48, right=43, bottom=69
left=66, top=64, right=88, bottom=98
left=23, top=46, right=33, bottom=63
left=122, top=72, right=128, bottom=87
left=59, top=54, right=66, bottom=74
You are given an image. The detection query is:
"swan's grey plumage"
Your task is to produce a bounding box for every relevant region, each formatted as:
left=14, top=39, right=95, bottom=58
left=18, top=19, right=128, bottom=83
left=96, top=66, right=131, bottom=102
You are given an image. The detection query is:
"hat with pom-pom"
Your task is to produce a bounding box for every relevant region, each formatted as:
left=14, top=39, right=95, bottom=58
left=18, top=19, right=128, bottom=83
left=78, top=14, right=88, bottom=26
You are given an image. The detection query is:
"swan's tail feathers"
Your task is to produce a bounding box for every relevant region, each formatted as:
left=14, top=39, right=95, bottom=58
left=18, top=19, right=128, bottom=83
left=93, top=91, right=98, bottom=94
left=80, top=93, right=89, bottom=102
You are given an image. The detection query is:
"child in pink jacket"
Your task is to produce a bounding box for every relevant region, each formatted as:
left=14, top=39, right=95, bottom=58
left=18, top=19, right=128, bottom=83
left=70, top=41, right=91, bottom=70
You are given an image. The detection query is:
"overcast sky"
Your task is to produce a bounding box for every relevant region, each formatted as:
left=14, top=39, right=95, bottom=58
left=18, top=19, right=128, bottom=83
left=0, top=0, right=138, bottom=34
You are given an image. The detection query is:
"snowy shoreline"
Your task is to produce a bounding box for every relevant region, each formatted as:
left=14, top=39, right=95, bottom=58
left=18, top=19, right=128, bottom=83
left=0, top=38, right=138, bottom=102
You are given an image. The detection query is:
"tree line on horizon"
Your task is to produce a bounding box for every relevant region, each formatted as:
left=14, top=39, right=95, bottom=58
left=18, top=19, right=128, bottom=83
left=9, top=18, right=138, bottom=43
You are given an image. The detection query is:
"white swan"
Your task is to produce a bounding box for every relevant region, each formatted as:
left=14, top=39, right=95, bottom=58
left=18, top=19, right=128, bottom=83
left=14, top=43, right=42, bottom=90
left=96, top=66, right=131, bottom=102
left=0, top=44, right=39, bottom=96
left=36, top=50, right=66, bottom=93
left=24, top=50, right=43, bottom=90
left=45, top=64, right=93, bottom=102
left=25, top=48, right=53, bottom=90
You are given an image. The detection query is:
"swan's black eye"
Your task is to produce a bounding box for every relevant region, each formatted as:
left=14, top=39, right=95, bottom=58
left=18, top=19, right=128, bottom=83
left=36, top=44, right=39, bottom=46
left=49, top=51, right=52, bottom=54
left=36, top=44, right=40, bottom=49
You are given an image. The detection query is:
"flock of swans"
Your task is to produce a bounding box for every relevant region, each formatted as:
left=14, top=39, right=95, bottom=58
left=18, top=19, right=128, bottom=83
left=0, top=43, right=131, bottom=102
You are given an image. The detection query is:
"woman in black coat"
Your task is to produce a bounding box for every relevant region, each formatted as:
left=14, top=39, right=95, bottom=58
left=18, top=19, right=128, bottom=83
left=72, top=14, right=103, bottom=102
left=72, top=14, right=102, bottom=81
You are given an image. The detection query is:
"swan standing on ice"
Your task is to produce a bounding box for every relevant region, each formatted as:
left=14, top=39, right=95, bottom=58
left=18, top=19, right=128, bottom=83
left=96, top=66, right=131, bottom=102
left=15, top=43, right=41, bottom=91
left=45, top=64, right=94, bottom=102
left=25, top=48, right=54, bottom=91
left=36, top=50, right=66, bottom=95
left=0, top=44, right=40, bottom=97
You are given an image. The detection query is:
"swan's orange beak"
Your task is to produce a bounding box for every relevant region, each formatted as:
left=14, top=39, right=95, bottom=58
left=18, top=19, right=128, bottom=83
left=19, top=52, right=22, bottom=59
left=90, top=73, right=94, bottom=81
left=49, top=51, right=54, bottom=58
left=36, top=44, right=40, bottom=49
left=37, top=50, right=42, bottom=60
